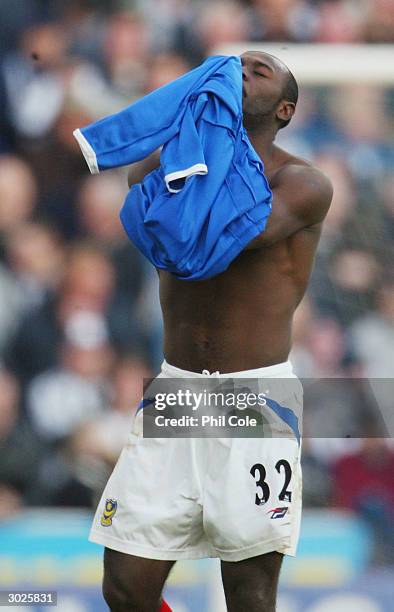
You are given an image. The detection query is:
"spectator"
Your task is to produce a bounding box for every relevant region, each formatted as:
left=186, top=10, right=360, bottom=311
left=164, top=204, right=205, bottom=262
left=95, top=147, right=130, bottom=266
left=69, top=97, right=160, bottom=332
left=350, top=279, right=394, bottom=378
left=293, top=317, right=348, bottom=377
left=76, top=170, right=151, bottom=336
left=1, top=23, right=68, bottom=140
left=196, top=1, right=251, bottom=55
left=0, top=370, right=41, bottom=506
left=26, top=310, right=113, bottom=443
left=3, top=243, right=123, bottom=384
left=363, top=0, right=394, bottom=43
left=74, top=356, right=153, bottom=465
left=251, top=0, right=319, bottom=42
left=4, top=222, right=65, bottom=312
left=314, top=0, right=365, bottom=42
left=102, top=11, right=150, bottom=97
left=332, top=438, right=394, bottom=564
left=37, top=356, right=152, bottom=507
left=143, top=52, right=191, bottom=93
left=321, top=249, right=381, bottom=326
left=0, top=155, right=37, bottom=240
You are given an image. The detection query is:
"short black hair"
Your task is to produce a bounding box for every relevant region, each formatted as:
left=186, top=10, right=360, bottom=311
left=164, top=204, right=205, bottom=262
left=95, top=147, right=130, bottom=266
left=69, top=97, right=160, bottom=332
left=278, top=69, right=298, bottom=130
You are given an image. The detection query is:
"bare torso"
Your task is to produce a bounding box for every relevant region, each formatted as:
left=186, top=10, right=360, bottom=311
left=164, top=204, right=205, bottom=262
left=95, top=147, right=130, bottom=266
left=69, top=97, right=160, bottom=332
left=159, top=147, right=323, bottom=373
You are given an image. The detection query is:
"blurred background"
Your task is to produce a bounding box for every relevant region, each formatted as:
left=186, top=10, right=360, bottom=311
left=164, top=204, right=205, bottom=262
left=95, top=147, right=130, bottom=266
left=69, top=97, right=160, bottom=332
left=0, top=0, right=393, bottom=610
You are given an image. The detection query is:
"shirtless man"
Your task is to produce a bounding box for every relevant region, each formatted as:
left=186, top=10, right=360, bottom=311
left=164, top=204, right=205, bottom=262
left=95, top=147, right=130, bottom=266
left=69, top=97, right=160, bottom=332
left=90, top=51, right=333, bottom=611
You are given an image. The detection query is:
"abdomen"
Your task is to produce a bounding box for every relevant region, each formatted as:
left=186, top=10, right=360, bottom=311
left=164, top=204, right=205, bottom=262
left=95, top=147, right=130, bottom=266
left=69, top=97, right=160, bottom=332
left=158, top=246, right=305, bottom=373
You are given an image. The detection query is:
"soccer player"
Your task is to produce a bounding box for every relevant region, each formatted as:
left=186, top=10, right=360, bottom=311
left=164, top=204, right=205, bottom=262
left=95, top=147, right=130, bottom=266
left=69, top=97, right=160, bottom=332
left=91, top=51, right=333, bottom=611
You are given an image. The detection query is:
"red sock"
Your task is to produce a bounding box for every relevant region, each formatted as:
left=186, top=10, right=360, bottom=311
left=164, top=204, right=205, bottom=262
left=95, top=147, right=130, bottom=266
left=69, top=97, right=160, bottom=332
left=160, top=600, right=172, bottom=612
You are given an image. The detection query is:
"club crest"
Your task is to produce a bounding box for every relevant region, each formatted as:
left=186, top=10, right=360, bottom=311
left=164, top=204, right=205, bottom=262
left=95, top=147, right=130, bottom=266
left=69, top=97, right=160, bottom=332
left=100, top=499, right=118, bottom=527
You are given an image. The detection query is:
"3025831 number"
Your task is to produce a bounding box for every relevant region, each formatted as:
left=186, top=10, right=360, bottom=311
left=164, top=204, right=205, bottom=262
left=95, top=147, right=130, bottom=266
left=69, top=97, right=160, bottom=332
left=250, top=459, right=292, bottom=506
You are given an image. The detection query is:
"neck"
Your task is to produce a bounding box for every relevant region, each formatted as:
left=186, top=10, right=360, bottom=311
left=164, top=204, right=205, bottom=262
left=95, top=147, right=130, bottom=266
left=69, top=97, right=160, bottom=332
left=246, top=124, right=277, bottom=166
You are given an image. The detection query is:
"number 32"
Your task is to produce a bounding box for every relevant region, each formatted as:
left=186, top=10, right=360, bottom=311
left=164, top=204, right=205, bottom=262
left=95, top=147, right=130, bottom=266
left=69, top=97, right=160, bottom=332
left=250, top=460, right=292, bottom=505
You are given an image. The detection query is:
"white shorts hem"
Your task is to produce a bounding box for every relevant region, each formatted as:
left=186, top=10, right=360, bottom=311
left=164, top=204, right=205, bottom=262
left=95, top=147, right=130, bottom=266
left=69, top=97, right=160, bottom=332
left=215, top=537, right=297, bottom=562
left=89, top=530, right=296, bottom=562
left=89, top=530, right=214, bottom=560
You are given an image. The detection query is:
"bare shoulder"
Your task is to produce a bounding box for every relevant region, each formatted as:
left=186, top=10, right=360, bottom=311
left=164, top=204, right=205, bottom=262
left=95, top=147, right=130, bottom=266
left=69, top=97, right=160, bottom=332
left=271, top=149, right=333, bottom=225
left=277, top=159, right=333, bottom=195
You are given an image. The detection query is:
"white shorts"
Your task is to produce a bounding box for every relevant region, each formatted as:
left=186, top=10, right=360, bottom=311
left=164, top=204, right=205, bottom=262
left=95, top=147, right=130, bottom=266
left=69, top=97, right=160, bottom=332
left=89, top=360, right=303, bottom=562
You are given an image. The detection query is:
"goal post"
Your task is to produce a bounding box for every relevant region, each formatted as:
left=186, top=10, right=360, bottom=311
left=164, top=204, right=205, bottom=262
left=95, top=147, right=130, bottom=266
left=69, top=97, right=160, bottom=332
left=213, top=43, right=394, bottom=85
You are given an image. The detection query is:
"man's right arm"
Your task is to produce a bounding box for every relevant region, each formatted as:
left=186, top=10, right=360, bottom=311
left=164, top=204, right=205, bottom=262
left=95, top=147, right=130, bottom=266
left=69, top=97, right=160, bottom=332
left=127, top=150, right=161, bottom=188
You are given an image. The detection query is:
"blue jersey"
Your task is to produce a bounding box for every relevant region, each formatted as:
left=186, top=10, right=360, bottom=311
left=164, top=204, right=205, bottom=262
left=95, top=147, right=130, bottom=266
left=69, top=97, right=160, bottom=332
left=74, top=55, right=272, bottom=280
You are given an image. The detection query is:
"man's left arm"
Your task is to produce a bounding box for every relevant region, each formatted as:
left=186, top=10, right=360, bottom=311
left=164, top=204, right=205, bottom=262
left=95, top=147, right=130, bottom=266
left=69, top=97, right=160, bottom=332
left=246, top=164, right=333, bottom=249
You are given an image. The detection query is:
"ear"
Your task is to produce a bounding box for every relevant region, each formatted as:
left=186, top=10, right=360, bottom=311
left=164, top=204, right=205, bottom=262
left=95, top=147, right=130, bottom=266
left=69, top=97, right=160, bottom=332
left=276, top=101, right=295, bottom=125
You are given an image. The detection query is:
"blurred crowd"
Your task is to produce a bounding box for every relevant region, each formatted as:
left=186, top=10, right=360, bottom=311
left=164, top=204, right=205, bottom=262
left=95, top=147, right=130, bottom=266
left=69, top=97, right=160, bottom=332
left=0, top=0, right=393, bottom=565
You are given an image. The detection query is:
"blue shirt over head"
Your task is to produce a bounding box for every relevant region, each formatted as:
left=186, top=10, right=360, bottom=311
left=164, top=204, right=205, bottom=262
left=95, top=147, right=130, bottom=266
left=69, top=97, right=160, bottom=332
left=74, top=55, right=272, bottom=280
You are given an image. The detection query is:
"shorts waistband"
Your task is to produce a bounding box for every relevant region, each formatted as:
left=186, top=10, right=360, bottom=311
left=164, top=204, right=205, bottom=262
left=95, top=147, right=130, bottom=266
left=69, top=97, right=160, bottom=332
left=161, top=359, right=295, bottom=379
